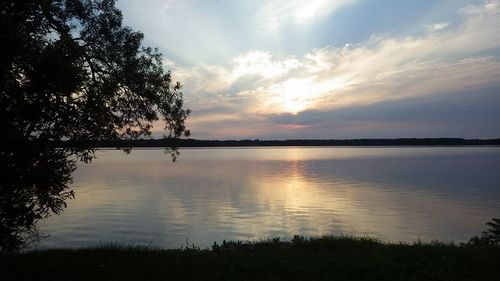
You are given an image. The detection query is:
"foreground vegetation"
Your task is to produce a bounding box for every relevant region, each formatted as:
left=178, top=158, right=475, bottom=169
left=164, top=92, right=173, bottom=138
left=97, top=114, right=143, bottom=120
left=2, top=236, right=500, bottom=281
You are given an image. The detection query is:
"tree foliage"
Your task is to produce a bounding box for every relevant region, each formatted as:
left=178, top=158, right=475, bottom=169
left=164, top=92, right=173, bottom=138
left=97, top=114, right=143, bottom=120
left=0, top=0, right=190, bottom=252
left=1, top=0, right=190, bottom=161
left=468, top=218, right=500, bottom=246
left=0, top=145, right=75, bottom=252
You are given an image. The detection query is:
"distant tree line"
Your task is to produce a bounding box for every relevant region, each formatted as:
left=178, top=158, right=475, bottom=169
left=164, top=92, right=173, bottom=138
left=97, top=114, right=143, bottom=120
left=57, top=138, right=500, bottom=149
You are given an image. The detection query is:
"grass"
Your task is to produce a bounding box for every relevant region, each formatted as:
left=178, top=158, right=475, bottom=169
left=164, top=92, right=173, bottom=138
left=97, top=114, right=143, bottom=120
left=1, top=235, right=500, bottom=281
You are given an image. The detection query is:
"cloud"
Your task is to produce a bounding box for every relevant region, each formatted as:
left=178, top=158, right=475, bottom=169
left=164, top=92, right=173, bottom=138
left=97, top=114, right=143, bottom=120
left=423, top=22, right=449, bottom=32
left=255, top=0, right=358, bottom=33
left=460, top=0, right=500, bottom=15
left=263, top=83, right=500, bottom=138
left=230, top=51, right=301, bottom=80
left=167, top=0, right=500, bottom=138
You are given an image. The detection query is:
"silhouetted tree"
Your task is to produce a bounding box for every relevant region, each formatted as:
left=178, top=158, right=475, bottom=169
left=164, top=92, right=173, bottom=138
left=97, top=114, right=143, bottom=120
left=0, top=0, right=190, bottom=251
left=0, top=146, right=76, bottom=252
left=1, top=0, right=190, bottom=161
left=468, top=218, right=500, bottom=246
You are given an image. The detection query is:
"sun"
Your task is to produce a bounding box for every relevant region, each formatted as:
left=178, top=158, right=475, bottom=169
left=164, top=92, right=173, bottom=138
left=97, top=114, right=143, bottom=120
left=267, top=77, right=348, bottom=115
left=270, top=78, right=314, bottom=115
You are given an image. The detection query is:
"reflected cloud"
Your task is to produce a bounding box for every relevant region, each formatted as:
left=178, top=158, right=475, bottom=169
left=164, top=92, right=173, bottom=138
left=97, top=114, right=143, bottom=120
left=38, top=148, right=500, bottom=248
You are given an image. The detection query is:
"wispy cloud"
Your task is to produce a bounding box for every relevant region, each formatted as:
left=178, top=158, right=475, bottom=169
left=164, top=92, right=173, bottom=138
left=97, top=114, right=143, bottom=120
left=423, top=22, right=449, bottom=32
left=255, top=0, right=358, bottom=33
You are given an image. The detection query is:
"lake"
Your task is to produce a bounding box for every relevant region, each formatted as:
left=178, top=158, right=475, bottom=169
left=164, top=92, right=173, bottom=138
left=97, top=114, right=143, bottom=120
left=37, top=147, right=500, bottom=249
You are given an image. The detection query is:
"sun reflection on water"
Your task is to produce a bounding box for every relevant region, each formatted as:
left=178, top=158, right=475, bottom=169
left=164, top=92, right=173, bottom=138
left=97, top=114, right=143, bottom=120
left=37, top=147, right=500, bottom=249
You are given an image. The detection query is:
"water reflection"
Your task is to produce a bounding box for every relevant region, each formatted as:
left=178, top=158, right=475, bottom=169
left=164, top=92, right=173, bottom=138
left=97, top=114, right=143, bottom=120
left=37, top=147, right=500, bottom=249
left=0, top=145, right=75, bottom=252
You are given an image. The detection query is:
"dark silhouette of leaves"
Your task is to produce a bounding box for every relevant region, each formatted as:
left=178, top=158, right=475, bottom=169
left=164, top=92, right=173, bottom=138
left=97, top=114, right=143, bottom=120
left=0, top=0, right=190, bottom=251
left=468, top=218, right=500, bottom=246
left=1, top=0, right=190, bottom=161
left=0, top=146, right=76, bottom=252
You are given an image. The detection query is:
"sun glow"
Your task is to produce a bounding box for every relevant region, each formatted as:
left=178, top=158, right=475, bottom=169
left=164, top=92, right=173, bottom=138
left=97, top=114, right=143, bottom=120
left=266, top=77, right=349, bottom=115
left=270, top=78, right=314, bottom=114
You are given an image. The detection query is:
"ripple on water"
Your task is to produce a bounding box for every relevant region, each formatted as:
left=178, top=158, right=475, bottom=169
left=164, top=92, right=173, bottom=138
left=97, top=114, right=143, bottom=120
left=35, top=147, right=500, bottom=249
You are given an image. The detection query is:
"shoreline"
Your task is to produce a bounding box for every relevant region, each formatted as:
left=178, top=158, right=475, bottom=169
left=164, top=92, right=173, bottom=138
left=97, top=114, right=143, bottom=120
left=58, top=138, right=500, bottom=149
left=3, top=236, right=500, bottom=281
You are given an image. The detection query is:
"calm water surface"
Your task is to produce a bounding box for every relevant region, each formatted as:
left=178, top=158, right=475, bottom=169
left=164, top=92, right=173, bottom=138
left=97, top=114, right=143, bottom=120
left=38, top=147, right=500, bottom=248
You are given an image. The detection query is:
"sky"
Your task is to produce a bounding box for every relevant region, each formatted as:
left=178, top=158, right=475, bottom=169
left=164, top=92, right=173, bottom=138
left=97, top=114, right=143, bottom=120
left=117, top=0, right=500, bottom=139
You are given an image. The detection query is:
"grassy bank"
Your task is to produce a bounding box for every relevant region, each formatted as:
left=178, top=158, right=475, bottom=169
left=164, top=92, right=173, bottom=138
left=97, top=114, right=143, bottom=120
left=2, top=236, right=500, bottom=281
